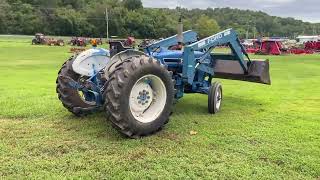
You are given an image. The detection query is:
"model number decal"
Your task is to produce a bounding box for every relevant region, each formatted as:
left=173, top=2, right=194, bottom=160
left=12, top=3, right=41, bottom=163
left=197, top=30, right=232, bottom=49
left=224, top=30, right=231, bottom=36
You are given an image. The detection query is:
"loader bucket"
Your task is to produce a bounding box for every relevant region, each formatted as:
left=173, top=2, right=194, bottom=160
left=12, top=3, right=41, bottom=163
left=247, top=60, right=271, bottom=85
left=214, top=59, right=271, bottom=85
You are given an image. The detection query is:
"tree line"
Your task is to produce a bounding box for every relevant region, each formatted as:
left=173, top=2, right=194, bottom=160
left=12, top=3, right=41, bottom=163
left=0, top=0, right=319, bottom=39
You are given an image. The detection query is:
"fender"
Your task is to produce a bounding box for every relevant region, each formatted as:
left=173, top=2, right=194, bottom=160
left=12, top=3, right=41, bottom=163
left=104, top=50, right=146, bottom=77
left=72, top=48, right=110, bottom=76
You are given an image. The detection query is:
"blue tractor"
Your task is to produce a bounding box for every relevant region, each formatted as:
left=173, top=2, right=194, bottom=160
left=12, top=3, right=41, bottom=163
left=56, top=28, right=270, bottom=138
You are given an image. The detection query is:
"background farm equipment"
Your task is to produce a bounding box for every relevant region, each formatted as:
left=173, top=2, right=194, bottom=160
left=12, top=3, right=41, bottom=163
left=69, top=37, right=103, bottom=47
left=138, top=39, right=156, bottom=51
left=305, top=41, right=320, bottom=52
left=57, top=28, right=271, bottom=138
left=244, top=39, right=288, bottom=55
left=32, top=33, right=64, bottom=46
left=89, top=38, right=103, bottom=47
left=69, top=47, right=87, bottom=53
left=93, top=38, right=103, bottom=45
left=69, top=37, right=87, bottom=47
left=68, top=38, right=103, bottom=54
left=288, top=41, right=320, bottom=55
left=32, top=33, right=46, bottom=45
left=108, top=36, right=136, bottom=56
left=47, top=38, right=65, bottom=46
left=255, top=39, right=288, bottom=55
left=289, top=48, right=314, bottom=55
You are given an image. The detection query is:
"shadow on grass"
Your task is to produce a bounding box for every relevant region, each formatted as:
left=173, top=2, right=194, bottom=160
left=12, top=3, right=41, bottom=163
left=54, top=95, right=267, bottom=141
left=53, top=112, right=126, bottom=141
left=174, top=95, right=267, bottom=116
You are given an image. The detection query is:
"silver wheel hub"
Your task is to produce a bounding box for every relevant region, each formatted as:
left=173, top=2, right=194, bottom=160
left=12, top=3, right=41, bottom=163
left=130, top=82, right=154, bottom=113
left=215, top=88, right=222, bottom=110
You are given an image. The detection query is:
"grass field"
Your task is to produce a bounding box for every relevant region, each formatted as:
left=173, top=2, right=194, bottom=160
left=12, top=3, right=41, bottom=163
left=0, top=37, right=320, bottom=179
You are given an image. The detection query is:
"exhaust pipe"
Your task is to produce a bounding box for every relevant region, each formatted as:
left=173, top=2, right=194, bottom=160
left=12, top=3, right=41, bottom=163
left=177, top=15, right=183, bottom=44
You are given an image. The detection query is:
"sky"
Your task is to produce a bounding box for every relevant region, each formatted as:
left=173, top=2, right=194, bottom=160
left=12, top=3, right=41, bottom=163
left=141, top=0, right=320, bottom=23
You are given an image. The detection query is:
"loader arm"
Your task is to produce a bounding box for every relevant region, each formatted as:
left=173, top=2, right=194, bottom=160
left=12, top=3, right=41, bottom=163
left=182, top=28, right=271, bottom=86
left=145, top=30, right=198, bottom=56
left=182, top=29, right=249, bottom=84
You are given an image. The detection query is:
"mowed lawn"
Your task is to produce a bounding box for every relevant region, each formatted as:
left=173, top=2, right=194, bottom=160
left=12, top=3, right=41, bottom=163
left=0, top=37, right=320, bottom=179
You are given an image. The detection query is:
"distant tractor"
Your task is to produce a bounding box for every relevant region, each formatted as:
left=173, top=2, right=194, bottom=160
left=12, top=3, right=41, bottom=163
left=69, top=37, right=103, bottom=47
left=92, top=38, right=103, bottom=45
left=32, top=33, right=65, bottom=46
left=69, top=37, right=87, bottom=47
left=32, top=33, right=47, bottom=45
left=47, top=38, right=65, bottom=46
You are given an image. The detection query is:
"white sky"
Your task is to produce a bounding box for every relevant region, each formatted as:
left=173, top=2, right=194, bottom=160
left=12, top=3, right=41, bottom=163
left=141, top=0, right=320, bottom=23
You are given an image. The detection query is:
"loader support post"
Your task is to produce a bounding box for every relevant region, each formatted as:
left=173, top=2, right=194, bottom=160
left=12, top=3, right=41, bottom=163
left=181, top=28, right=270, bottom=85
left=182, top=46, right=196, bottom=85
left=230, top=41, right=248, bottom=71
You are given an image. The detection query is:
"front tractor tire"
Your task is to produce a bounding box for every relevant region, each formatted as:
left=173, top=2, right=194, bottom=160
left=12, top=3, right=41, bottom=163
left=103, top=56, right=174, bottom=138
left=208, top=82, right=223, bottom=114
left=56, top=57, right=101, bottom=116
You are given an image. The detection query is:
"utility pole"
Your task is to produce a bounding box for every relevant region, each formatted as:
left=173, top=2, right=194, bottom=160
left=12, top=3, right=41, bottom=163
left=177, top=0, right=183, bottom=44
left=253, top=22, right=257, bottom=39
left=105, top=7, right=109, bottom=41
left=246, top=24, right=250, bottom=39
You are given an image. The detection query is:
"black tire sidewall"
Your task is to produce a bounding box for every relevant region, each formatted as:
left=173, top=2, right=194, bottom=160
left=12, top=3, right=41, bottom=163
left=208, top=82, right=222, bottom=114
left=57, top=58, right=98, bottom=111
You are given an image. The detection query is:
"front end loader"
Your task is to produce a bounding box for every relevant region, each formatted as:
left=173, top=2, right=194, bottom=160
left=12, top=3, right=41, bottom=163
left=56, top=28, right=270, bottom=138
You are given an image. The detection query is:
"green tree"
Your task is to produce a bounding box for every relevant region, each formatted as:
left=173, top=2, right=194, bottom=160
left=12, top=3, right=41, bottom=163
left=122, top=0, right=142, bottom=11
left=6, top=3, right=42, bottom=34
left=195, top=15, right=220, bottom=38
left=1, top=0, right=320, bottom=38
left=0, top=0, right=10, bottom=33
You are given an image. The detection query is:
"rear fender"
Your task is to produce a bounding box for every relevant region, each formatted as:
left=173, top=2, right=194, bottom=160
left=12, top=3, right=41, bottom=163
left=104, top=50, right=147, bottom=77
left=72, top=48, right=110, bottom=76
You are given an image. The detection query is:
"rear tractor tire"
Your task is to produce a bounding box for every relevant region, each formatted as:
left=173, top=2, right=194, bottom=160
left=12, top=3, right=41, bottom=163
left=103, top=55, right=175, bottom=138
left=56, top=57, right=102, bottom=116
left=208, top=82, right=223, bottom=114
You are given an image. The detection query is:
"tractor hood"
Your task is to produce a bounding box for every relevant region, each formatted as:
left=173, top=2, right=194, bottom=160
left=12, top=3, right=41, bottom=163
left=152, top=48, right=204, bottom=59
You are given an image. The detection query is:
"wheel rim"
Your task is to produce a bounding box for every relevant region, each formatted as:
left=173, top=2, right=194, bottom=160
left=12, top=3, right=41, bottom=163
left=78, top=91, right=96, bottom=105
left=215, top=87, right=222, bottom=110
left=77, top=76, right=97, bottom=106
left=129, top=74, right=167, bottom=123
